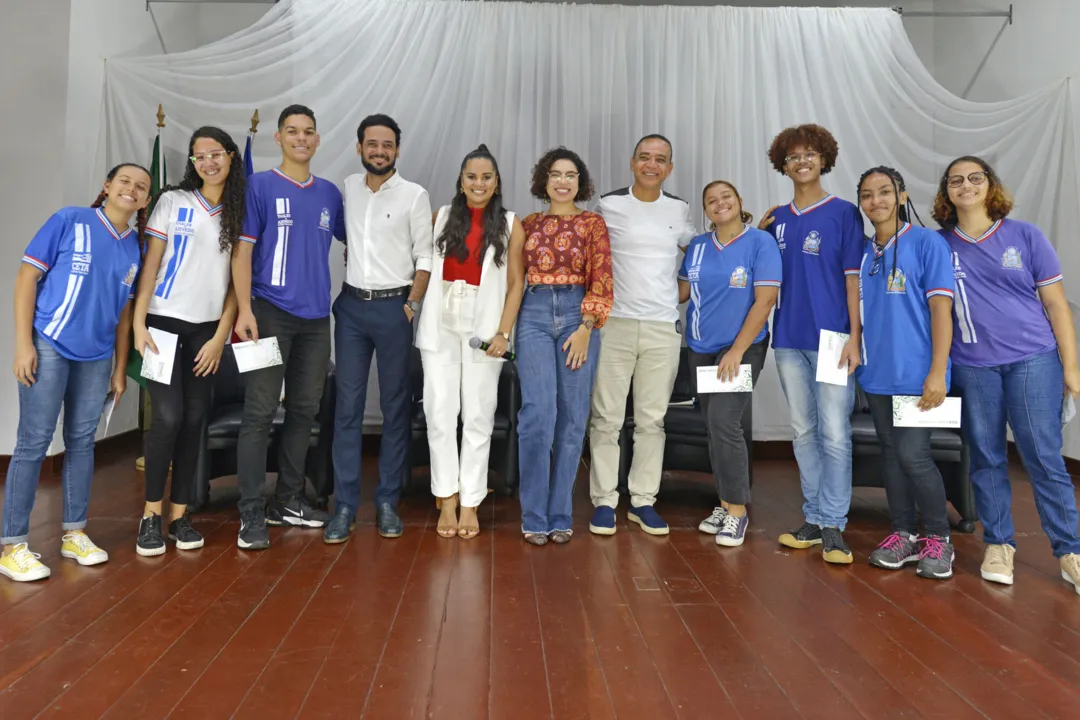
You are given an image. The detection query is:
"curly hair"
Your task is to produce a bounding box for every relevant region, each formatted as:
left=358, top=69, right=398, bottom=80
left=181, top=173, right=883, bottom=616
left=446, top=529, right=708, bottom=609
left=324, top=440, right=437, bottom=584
left=529, top=147, right=595, bottom=203
left=930, top=155, right=1013, bottom=231
left=701, top=180, right=753, bottom=228
left=153, top=126, right=246, bottom=253
left=767, top=124, right=839, bottom=175
left=91, top=163, right=151, bottom=254
left=436, top=144, right=508, bottom=268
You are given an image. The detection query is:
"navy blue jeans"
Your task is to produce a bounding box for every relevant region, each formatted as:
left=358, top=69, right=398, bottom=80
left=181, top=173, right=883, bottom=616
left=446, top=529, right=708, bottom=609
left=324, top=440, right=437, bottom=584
left=953, top=350, right=1080, bottom=557
left=331, top=291, right=413, bottom=513
left=516, top=285, right=599, bottom=534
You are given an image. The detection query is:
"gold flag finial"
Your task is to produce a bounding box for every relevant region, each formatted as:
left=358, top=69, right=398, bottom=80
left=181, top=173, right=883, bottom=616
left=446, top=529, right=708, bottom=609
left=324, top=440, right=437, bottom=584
left=250, top=109, right=260, bottom=135
left=156, top=104, right=166, bottom=129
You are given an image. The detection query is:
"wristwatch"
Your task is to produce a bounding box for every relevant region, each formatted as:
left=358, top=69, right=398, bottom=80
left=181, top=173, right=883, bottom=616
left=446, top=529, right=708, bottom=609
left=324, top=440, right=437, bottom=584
left=496, top=331, right=510, bottom=340
left=581, top=319, right=595, bottom=330
left=406, top=300, right=421, bottom=313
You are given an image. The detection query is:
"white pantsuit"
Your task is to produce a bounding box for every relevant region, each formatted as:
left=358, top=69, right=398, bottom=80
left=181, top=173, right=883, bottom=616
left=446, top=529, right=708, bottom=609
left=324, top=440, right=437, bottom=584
left=415, top=206, right=516, bottom=507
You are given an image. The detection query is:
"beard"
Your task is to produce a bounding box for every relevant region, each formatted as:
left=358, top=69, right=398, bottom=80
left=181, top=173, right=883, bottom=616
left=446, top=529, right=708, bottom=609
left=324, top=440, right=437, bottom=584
left=362, top=156, right=396, bottom=176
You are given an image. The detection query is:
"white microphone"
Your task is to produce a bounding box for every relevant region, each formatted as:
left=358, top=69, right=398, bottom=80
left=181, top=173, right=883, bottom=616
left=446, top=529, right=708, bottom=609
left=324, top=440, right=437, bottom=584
left=469, top=336, right=516, bottom=361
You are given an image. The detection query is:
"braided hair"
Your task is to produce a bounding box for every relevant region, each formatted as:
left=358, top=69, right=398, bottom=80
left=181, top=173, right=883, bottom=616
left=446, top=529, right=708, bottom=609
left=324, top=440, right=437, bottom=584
left=857, top=166, right=925, bottom=288
left=91, top=163, right=151, bottom=253
left=436, top=144, right=509, bottom=268
left=153, top=126, right=246, bottom=253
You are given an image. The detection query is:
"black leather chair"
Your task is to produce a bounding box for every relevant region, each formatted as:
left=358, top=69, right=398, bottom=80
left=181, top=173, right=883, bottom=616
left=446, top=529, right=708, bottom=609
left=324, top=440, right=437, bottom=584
left=191, top=345, right=336, bottom=511
left=850, top=386, right=978, bottom=532
left=404, top=347, right=521, bottom=493
left=617, top=347, right=754, bottom=490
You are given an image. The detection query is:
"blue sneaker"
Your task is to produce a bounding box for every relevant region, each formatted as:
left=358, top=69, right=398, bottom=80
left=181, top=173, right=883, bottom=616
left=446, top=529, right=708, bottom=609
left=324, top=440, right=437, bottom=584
left=588, top=506, right=616, bottom=536
left=715, top=513, right=749, bottom=547
left=628, top=506, right=669, bottom=536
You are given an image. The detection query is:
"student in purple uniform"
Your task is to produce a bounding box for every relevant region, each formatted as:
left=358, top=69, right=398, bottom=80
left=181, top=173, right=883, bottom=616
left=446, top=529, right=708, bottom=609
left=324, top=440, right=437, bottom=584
left=855, top=167, right=957, bottom=580
left=934, top=156, right=1080, bottom=594
left=132, top=126, right=243, bottom=557
left=232, top=105, right=346, bottom=551
left=2, top=164, right=150, bottom=582
left=679, top=181, right=781, bottom=547
left=759, top=124, right=863, bottom=564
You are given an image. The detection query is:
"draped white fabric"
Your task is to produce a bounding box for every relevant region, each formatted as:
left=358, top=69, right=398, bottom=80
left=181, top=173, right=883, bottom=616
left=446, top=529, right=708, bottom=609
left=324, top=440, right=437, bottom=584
left=103, top=0, right=1078, bottom=444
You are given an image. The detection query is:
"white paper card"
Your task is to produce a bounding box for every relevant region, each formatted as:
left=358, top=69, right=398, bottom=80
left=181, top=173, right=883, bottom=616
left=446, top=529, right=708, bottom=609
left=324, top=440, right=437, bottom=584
left=140, top=328, right=178, bottom=385
left=1064, top=394, right=1077, bottom=426
left=101, top=391, right=118, bottom=435
left=815, top=329, right=851, bottom=387
left=233, top=337, right=284, bottom=373
left=892, top=396, right=962, bottom=428
left=696, top=364, right=754, bottom=393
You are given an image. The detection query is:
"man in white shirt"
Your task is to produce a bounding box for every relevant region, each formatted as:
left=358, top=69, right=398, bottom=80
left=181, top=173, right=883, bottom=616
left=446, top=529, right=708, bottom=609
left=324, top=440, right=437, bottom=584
left=588, top=134, right=696, bottom=537
left=325, top=114, right=433, bottom=543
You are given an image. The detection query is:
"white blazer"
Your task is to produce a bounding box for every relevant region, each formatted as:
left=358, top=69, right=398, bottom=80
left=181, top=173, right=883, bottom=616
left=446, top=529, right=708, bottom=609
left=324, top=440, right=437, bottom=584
left=414, top=205, right=516, bottom=362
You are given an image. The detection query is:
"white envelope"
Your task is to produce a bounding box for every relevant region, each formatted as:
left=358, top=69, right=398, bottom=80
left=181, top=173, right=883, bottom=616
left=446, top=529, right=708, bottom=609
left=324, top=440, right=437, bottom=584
left=1064, top=394, right=1077, bottom=426
left=100, top=391, right=118, bottom=435
left=696, top=364, right=754, bottom=393
left=232, top=337, right=284, bottom=373
left=892, top=396, right=962, bottom=428
left=815, top=329, right=852, bottom=387
left=140, top=328, right=178, bottom=385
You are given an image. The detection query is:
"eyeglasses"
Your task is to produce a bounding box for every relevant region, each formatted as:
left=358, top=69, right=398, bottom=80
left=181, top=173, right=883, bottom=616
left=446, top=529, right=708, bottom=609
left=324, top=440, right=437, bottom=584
left=946, top=171, right=987, bottom=188
left=548, top=172, right=579, bottom=182
left=785, top=152, right=819, bottom=165
left=190, top=151, right=230, bottom=164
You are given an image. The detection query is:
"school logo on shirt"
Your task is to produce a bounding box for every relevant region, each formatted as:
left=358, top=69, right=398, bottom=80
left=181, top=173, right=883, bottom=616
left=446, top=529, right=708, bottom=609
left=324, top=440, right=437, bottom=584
left=275, top=198, right=293, bottom=227
left=1002, top=246, right=1023, bottom=270
left=122, top=263, right=138, bottom=287
left=174, top=207, right=196, bottom=237
left=887, top=268, right=907, bottom=294
left=71, top=222, right=92, bottom=275
left=774, top=223, right=787, bottom=251
left=730, top=266, right=748, bottom=288
left=802, top=230, right=821, bottom=255
left=319, top=207, right=330, bottom=231
left=952, top=253, right=966, bottom=280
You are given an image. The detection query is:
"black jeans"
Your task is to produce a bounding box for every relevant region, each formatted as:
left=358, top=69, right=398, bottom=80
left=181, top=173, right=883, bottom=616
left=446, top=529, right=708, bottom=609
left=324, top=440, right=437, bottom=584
left=144, top=314, right=219, bottom=505
left=688, top=337, right=769, bottom=506
left=236, top=297, right=331, bottom=514
left=865, top=392, right=950, bottom=537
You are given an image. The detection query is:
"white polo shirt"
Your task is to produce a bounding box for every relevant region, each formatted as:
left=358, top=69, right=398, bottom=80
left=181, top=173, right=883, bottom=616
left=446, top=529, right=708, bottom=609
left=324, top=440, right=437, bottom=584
left=343, top=171, right=434, bottom=290
left=596, top=186, right=696, bottom=323
left=145, top=189, right=232, bottom=324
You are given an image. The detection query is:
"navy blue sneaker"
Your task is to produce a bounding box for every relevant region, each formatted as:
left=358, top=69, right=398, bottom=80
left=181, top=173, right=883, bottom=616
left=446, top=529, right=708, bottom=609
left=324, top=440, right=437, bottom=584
left=377, top=502, right=403, bottom=538
left=628, top=505, right=669, bottom=536
left=323, top=506, right=356, bottom=545
left=588, top=506, right=616, bottom=536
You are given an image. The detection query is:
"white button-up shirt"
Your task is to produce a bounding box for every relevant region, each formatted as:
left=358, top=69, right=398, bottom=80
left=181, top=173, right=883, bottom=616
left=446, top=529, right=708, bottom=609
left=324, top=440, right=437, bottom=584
left=343, top=171, right=433, bottom=290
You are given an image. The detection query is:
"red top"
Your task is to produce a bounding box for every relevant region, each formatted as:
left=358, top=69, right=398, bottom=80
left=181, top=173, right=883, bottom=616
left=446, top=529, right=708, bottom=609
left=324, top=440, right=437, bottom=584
left=443, top=206, right=484, bottom=286
left=521, top=211, right=614, bottom=327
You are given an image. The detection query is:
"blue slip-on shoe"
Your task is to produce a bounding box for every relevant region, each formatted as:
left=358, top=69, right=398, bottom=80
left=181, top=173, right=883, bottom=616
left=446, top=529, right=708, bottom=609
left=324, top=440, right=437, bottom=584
left=588, top=506, right=617, bottom=536
left=377, top=502, right=403, bottom=539
left=628, top=505, right=669, bottom=536
left=323, top=505, right=357, bottom=545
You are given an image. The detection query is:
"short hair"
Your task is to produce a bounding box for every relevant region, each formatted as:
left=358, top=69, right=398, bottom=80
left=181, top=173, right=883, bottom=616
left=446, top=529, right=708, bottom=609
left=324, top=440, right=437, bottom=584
left=529, top=147, right=595, bottom=203
left=357, top=114, right=402, bottom=146
left=767, top=124, right=839, bottom=174
left=931, top=155, right=1014, bottom=230
left=632, top=133, right=673, bottom=160
left=701, top=180, right=753, bottom=228
left=277, top=104, right=316, bottom=130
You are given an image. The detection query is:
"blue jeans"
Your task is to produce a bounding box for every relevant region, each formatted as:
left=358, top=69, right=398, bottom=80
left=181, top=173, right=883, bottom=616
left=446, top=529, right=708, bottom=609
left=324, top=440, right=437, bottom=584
left=774, top=348, right=855, bottom=530
left=331, top=291, right=413, bottom=512
left=2, top=332, right=112, bottom=544
left=516, top=285, right=599, bottom=534
left=952, top=350, right=1080, bottom=557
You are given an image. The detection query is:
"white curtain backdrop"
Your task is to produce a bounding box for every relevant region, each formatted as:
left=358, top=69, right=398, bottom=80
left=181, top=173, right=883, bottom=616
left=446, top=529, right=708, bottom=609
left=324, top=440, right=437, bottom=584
left=103, top=0, right=1079, bottom=451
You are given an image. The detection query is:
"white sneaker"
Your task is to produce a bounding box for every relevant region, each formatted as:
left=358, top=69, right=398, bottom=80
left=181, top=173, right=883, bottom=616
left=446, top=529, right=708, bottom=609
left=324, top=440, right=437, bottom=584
left=0, top=543, right=52, bottom=582
left=698, top=507, right=727, bottom=535
left=980, top=544, right=1015, bottom=585
left=1062, top=554, right=1080, bottom=596
left=60, top=533, right=108, bottom=566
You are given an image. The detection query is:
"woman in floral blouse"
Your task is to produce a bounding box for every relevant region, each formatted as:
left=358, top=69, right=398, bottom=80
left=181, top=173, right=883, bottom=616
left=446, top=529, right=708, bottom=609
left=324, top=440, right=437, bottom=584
left=516, top=148, right=613, bottom=545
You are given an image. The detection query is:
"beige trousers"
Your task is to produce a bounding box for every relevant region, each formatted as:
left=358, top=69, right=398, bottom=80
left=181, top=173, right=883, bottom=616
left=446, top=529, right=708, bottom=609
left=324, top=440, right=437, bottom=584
left=588, top=316, right=681, bottom=508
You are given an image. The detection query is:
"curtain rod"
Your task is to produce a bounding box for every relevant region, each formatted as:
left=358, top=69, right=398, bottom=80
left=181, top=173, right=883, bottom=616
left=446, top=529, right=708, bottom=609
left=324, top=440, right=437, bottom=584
left=147, top=0, right=278, bottom=7
left=892, top=4, right=1013, bottom=25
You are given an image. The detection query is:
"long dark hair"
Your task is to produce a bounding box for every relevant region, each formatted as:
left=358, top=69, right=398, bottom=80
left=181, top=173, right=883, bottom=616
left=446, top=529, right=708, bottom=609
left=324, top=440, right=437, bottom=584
left=857, top=166, right=925, bottom=287
left=436, top=144, right=508, bottom=268
left=153, top=126, right=245, bottom=253
left=92, top=163, right=151, bottom=253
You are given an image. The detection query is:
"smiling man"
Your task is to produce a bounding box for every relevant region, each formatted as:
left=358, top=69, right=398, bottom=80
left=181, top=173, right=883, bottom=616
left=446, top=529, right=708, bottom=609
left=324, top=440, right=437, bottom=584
left=231, top=104, right=346, bottom=551
left=587, top=134, right=696, bottom=537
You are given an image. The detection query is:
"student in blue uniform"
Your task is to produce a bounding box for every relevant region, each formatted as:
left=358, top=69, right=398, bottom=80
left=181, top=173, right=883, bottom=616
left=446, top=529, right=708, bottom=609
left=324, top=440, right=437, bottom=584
left=760, top=124, right=863, bottom=564
left=232, top=104, right=346, bottom=551
left=1, top=163, right=150, bottom=582
left=679, top=181, right=781, bottom=547
left=856, top=166, right=956, bottom=580
left=132, top=126, right=243, bottom=557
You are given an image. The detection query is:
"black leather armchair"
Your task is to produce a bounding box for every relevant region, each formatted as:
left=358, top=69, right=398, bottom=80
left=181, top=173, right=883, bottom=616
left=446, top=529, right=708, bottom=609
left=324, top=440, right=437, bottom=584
left=617, top=347, right=753, bottom=490
left=851, top=386, right=978, bottom=532
left=191, top=345, right=336, bottom=511
left=404, top=347, right=520, bottom=493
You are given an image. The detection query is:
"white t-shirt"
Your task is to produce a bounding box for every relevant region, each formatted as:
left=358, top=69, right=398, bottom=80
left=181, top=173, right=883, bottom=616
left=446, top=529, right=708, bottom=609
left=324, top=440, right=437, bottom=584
left=596, top=187, right=697, bottom=323
left=145, top=189, right=232, bottom=324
